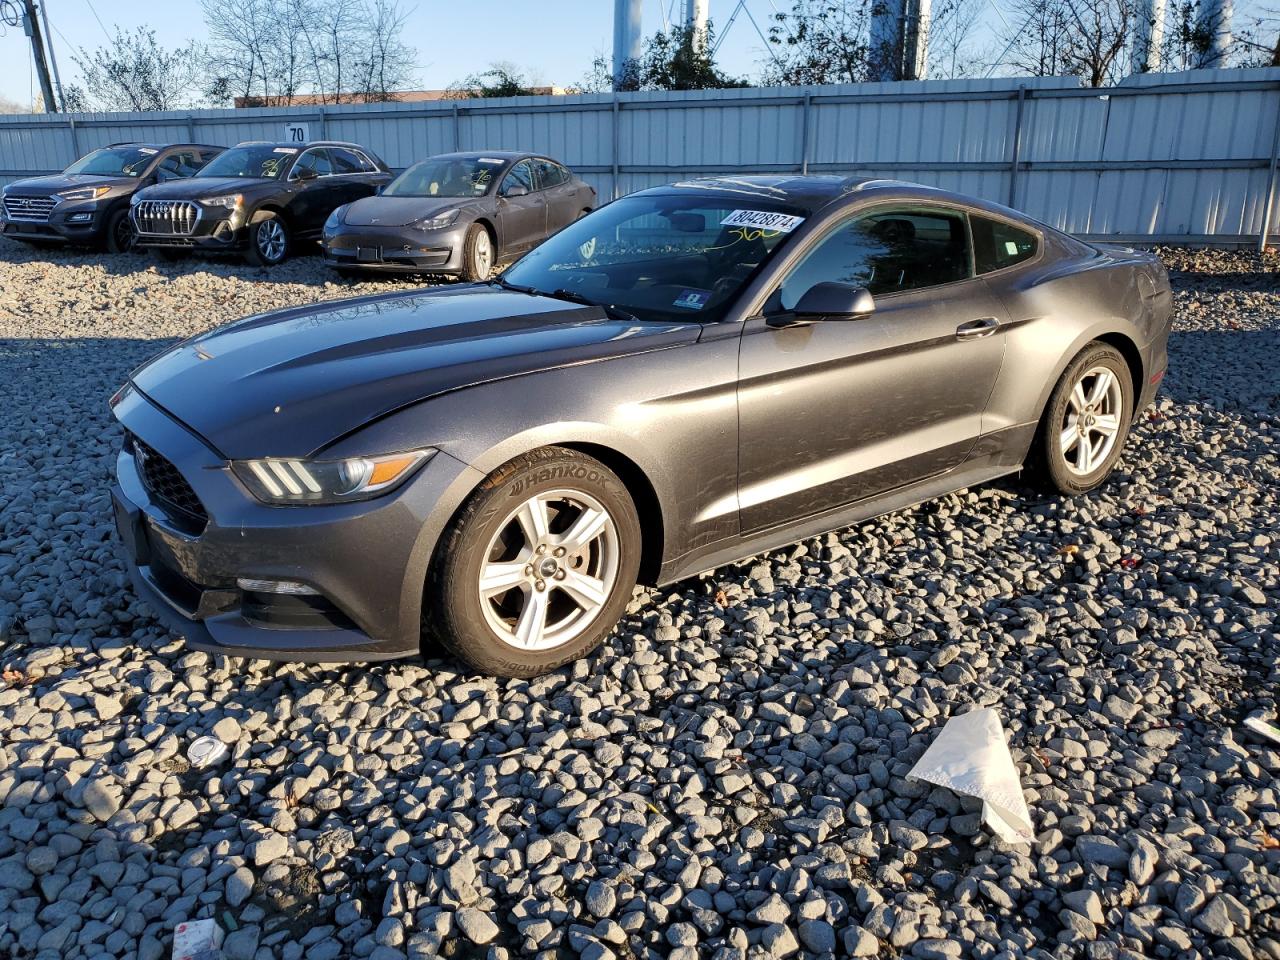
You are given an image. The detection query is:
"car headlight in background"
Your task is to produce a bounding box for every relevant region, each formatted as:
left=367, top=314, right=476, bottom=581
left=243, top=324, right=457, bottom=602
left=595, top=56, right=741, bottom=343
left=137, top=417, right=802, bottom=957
left=231, top=449, right=433, bottom=505
left=324, top=205, right=348, bottom=233
left=415, top=209, right=460, bottom=231
left=56, top=185, right=110, bottom=202
left=203, top=194, right=244, bottom=211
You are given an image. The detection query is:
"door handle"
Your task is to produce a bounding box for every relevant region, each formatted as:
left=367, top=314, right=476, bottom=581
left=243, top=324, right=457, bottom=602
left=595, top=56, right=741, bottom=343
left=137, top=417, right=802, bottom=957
left=956, top=317, right=1001, bottom=340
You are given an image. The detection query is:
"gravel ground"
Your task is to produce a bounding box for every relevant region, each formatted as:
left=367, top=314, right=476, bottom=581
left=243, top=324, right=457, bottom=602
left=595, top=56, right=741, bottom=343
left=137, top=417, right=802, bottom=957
left=0, top=241, right=1277, bottom=960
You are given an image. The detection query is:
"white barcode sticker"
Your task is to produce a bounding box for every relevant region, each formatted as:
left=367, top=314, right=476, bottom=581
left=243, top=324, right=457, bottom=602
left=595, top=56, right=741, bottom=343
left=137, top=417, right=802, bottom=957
left=721, top=210, right=805, bottom=233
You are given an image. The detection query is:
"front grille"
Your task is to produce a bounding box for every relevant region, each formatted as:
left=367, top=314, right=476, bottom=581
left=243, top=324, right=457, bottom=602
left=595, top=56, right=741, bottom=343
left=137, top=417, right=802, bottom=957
left=3, top=194, right=57, bottom=223
left=127, top=433, right=208, bottom=530
left=133, top=200, right=199, bottom=235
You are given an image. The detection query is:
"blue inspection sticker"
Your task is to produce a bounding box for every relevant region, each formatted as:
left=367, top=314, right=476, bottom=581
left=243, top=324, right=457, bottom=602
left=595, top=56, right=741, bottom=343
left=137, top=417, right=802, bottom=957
left=674, top=289, right=711, bottom=310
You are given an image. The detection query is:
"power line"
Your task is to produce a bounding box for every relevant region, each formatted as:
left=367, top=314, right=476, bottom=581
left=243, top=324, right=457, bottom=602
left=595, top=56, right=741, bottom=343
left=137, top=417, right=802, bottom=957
left=81, top=0, right=110, bottom=42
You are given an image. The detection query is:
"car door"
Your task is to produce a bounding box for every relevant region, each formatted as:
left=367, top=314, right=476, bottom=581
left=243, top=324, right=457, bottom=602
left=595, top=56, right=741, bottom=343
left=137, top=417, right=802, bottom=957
left=286, top=147, right=339, bottom=236
left=496, top=160, right=545, bottom=254
left=329, top=146, right=386, bottom=205
left=736, top=204, right=1008, bottom=534
left=533, top=158, right=579, bottom=236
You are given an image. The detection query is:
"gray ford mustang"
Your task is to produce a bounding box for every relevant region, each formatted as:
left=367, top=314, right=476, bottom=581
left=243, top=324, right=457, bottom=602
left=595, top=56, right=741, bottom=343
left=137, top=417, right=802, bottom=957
left=321, top=151, right=596, bottom=279
left=111, top=175, right=1172, bottom=677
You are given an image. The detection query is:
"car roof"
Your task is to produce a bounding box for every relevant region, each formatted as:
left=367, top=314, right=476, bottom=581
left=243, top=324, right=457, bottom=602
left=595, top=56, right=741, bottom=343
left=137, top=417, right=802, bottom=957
left=636, top=174, right=1050, bottom=227
left=105, top=142, right=224, bottom=151
left=232, top=140, right=373, bottom=150
left=420, top=151, right=532, bottom=163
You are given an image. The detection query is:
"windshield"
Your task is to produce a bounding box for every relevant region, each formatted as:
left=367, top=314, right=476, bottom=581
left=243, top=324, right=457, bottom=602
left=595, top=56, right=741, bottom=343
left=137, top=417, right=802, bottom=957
left=64, top=146, right=156, bottom=178
left=501, top=194, right=806, bottom=323
left=196, top=145, right=293, bottom=180
left=384, top=157, right=505, bottom=198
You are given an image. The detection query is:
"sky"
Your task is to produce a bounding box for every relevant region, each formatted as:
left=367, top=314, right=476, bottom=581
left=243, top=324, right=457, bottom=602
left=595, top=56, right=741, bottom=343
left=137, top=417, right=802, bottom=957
left=0, top=0, right=785, bottom=108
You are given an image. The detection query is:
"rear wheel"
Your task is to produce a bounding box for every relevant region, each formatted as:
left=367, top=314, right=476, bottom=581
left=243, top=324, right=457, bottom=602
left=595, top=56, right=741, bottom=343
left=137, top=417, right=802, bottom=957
left=245, top=212, right=289, bottom=267
left=425, top=448, right=641, bottom=677
left=105, top=209, right=137, bottom=254
left=459, top=223, right=494, bottom=281
left=1031, top=342, right=1133, bottom=494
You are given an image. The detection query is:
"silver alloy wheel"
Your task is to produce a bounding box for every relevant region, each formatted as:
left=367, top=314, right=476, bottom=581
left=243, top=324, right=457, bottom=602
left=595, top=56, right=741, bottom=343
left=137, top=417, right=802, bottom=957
left=474, top=229, right=493, bottom=277
left=478, top=489, right=619, bottom=651
left=1060, top=364, right=1123, bottom=476
left=257, top=219, right=286, bottom=262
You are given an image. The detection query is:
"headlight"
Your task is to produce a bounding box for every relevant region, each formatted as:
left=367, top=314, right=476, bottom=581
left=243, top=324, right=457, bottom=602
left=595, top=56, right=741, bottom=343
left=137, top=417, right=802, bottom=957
left=231, top=449, right=433, bottom=505
left=56, top=186, right=110, bottom=202
left=415, top=209, right=460, bottom=231
left=203, top=194, right=244, bottom=210
left=324, top=205, right=347, bottom=232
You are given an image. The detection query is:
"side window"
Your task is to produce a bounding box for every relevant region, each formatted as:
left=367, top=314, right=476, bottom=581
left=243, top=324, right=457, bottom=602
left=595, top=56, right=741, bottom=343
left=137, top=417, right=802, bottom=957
left=501, top=160, right=534, bottom=196
left=775, top=207, right=971, bottom=310
left=293, top=148, right=333, bottom=178
left=971, top=215, right=1038, bottom=273
left=532, top=158, right=563, bottom=189
left=329, top=147, right=367, bottom=175
left=556, top=163, right=573, bottom=185
left=157, top=151, right=200, bottom=178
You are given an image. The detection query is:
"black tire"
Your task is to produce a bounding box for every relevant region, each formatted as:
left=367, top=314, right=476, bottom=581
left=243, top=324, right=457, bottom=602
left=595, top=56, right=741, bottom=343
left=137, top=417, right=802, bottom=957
left=245, top=212, right=289, bottom=267
left=1030, top=342, right=1133, bottom=495
left=459, top=223, right=494, bottom=282
left=424, top=447, right=641, bottom=678
left=105, top=208, right=137, bottom=254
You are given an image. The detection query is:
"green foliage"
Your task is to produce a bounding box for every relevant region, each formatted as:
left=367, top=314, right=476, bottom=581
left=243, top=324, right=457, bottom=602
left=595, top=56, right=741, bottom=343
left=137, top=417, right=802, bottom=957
left=617, top=23, right=746, bottom=92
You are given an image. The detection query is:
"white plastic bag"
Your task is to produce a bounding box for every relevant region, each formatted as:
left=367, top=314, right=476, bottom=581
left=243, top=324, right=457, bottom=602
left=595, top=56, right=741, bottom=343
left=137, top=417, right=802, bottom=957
left=907, top=707, right=1034, bottom=844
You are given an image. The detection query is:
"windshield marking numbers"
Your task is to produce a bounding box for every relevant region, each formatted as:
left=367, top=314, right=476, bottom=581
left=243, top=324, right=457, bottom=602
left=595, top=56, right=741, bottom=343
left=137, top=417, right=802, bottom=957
left=721, top=210, right=805, bottom=233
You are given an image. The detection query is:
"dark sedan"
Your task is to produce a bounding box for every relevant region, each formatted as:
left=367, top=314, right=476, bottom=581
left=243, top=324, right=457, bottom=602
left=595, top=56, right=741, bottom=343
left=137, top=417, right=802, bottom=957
left=321, top=151, right=596, bottom=279
left=131, top=141, right=392, bottom=266
left=110, top=176, right=1172, bottom=677
left=0, top=142, right=222, bottom=252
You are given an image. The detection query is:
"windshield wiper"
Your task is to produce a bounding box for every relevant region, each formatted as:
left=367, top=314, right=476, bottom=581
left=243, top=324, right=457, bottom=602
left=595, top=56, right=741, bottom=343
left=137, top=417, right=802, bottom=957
left=548, top=288, right=639, bottom=324
left=491, top=277, right=539, bottom=295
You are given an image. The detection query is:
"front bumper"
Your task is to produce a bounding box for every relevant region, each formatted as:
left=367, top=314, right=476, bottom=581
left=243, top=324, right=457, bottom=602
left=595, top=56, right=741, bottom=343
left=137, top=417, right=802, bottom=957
left=133, top=210, right=249, bottom=251
left=322, top=222, right=469, bottom=274
left=111, top=389, right=477, bottom=662
left=1, top=201, right=106, bottom=243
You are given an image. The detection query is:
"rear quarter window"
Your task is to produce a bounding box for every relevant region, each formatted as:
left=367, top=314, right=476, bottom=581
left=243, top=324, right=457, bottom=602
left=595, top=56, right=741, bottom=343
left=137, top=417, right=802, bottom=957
left=972, top=215, right=1038, bottom=273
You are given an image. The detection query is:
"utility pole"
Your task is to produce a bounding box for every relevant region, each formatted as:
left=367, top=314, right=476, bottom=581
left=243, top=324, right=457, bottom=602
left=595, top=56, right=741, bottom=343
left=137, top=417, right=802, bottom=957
left=20, top=0, right=58, bottom=112
left=37, top=0, right=66, bottom=110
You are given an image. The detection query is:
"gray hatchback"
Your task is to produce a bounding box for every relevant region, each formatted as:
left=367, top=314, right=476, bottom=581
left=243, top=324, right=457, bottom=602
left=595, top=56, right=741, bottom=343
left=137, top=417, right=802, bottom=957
left=321, top=151, right=596, bottom=279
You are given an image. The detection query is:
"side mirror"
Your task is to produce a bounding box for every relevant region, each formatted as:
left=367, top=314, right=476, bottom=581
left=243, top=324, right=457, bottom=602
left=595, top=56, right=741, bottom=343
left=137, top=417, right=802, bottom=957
left=503, top=184, right=529, bottom=198
left=793, top=282, right=875, bottom=319
left=293, top=166, right=318, bottom=182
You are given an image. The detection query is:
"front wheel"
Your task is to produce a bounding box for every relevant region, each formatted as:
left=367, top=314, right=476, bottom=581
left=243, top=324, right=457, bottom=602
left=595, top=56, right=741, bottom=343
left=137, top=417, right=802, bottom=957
left=425, top=448, right=641, bottom=677
left=245, top=213, right=289, bottom=267
left=105, top=209, right=137, bottom=254
left=459, top=223, right=494, bottom=281
left=1031, top=342, right=1133, bottom=495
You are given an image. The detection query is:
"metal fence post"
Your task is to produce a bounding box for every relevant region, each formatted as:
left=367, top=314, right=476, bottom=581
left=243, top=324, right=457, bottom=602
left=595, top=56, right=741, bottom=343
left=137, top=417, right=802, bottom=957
left=67, top=116, right=79, bottom=159
left=185, top=113, right=195, bottom=142
left=1259, top=88, right=1280, bottom=254
left=611, top=96, right=621, bottom=200
left=800, top=91, right=812, bottom=175
left=1008, top=85, right=1026, bottom=208
left=451, top=102, right=460, bottom=152
left=317, top=106, right=327, bottom=139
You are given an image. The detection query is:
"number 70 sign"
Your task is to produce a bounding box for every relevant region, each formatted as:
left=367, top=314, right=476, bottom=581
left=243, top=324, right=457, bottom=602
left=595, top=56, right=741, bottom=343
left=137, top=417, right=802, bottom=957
left=284, top=123, right=309, bottom=144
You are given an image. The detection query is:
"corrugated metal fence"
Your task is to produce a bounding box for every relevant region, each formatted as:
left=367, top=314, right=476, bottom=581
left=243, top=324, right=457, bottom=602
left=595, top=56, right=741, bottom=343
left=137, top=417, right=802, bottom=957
left=3, top=67, right=1279, bottom=245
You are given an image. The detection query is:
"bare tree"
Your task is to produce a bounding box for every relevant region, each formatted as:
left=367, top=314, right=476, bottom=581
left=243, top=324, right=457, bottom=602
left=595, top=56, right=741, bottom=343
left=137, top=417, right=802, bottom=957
left=928, top=0, right=996, bottom=76
left=1064, top=0, right=1135, bottom=85
left=69, top=27, right=205, bottom=111
left=998, top=0, right=1078, bottom=77
left=201, top=0, right=417, bottom=105
left=763, top=0, right=876, bottom=85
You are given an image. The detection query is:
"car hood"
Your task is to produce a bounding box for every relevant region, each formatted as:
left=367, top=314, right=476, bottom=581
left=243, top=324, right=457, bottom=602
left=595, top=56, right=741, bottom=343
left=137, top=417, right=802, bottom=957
left=5, top=173, right=136, bottom=195
left=138, top=176, right=272, bottom=200
left=130, top=286, right=700, bottom=459
left=341, top=195, right=474, bottom=228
